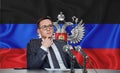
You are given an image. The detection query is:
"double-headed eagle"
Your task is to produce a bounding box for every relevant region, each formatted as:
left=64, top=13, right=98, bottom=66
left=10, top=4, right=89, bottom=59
left=53, top=12, right=85, bottom=44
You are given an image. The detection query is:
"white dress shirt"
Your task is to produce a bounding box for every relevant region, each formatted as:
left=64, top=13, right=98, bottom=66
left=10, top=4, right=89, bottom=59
left=41, top=42, right=66, bottom=69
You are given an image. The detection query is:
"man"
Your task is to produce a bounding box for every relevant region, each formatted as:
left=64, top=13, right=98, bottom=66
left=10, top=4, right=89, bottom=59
left=27, top=17, right=82, bottom=69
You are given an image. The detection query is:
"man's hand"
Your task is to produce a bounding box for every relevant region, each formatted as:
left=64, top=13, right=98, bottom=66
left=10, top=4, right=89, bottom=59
left=41, top=37, right=53, bottom=49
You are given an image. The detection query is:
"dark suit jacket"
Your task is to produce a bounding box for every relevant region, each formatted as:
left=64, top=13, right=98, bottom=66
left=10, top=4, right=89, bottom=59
left=27, top=39, right=82, bottom=69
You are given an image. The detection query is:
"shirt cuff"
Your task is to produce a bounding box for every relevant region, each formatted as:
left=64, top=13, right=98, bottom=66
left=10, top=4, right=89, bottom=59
left=41, top=46, right=48, bottom=52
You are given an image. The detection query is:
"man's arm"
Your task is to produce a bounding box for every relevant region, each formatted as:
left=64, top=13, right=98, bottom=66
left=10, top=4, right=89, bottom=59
left=27, top=39, right=48, bottom=69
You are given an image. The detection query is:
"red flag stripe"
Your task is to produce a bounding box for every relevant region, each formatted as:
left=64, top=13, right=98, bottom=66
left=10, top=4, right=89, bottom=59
left=0, top=48, right=120, bottom=70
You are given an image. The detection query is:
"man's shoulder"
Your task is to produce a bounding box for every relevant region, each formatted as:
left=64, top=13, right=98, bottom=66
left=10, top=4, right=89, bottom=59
left=29, top=38, right=41, bottom=43
left=27, top=38, right=42, bottom=48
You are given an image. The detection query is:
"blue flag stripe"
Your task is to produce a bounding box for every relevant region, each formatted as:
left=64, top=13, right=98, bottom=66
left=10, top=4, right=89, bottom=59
left=0, top=24, right=38, bottom=48
left=0, top=24, right=120, bottom=48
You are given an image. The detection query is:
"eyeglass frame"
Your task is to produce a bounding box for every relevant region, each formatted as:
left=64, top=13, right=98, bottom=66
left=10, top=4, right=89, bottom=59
left=39, top=24, right=54, bottom=30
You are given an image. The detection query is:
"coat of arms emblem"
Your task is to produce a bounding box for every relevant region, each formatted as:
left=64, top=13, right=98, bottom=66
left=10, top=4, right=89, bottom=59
left=53, top=12, right=85, bottom=45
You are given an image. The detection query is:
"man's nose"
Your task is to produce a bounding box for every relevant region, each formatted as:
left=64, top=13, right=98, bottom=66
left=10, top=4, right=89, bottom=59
left=46, top=26, right=51, bottom=30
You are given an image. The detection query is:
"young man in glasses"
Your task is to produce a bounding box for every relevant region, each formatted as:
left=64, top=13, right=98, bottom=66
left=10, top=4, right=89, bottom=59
left=27, top=17, right=82, bottom=69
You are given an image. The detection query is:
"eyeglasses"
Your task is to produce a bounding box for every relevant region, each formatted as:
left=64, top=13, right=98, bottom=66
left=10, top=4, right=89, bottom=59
left=39, top=24, right=53, bottom=30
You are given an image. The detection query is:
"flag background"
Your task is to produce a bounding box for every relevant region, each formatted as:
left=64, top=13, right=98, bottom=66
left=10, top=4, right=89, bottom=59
left=0, top=0, right=120, bottom=69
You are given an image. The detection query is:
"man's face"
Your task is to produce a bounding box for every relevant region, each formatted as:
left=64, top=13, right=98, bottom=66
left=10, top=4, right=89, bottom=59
left=37, top=19, right=54, bottom=39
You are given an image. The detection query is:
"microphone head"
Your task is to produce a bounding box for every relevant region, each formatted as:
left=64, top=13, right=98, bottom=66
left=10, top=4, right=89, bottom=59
left=63, top=45, right=76, bottom=59
left=63, top=45, right=71, bottom=52
left=63, top=45, right=73, bottom=52
left=74, top=46, right=81, bottom=52
left=75, top=45, right=89, bottom=59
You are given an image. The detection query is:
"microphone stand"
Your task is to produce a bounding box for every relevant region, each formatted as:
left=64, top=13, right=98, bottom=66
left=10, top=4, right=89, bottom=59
left=83, top=56, right=87, bottom=73
left=70, top=55, right=76, bottom=73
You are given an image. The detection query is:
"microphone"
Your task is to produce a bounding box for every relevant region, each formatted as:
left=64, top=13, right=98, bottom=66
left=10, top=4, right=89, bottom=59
left=63, top=45, right=75, bottom=59
left=75, top=46, right=88, bottom=73
left=63, top=45, right=76, bottom=73
left=74, top=46, right=88, bottom=59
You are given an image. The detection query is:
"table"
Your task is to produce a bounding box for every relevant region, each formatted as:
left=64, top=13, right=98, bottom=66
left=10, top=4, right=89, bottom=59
left=0, top=69, right=120, bottom=73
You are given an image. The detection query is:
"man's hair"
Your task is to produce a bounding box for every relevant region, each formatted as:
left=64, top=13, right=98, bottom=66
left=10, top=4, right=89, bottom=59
left=37, top=16, right=52, bottom=28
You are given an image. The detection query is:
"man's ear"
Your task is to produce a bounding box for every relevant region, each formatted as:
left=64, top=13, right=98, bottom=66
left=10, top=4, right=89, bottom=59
left=37, top=29, right=41, bottom=38
left=37, top=29, right=40, bottom=34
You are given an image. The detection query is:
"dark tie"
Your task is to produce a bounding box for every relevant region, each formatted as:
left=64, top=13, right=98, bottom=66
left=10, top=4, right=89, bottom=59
left=49, top=47, right=60, bottom=68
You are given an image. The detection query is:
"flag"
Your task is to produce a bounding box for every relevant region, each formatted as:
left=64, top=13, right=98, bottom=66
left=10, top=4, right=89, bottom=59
left=0, top=24, right=38, bottom=68
left=72, top=24, right=120, bottom=70
left=1, top=0, right=120, bottom=70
